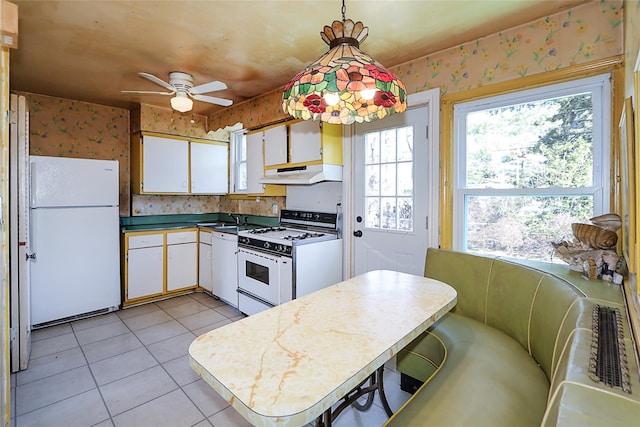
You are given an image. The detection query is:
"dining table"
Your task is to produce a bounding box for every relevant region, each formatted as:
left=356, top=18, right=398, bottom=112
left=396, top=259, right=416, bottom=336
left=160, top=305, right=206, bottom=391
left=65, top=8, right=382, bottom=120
left=189, top=269, right=457, bottom=427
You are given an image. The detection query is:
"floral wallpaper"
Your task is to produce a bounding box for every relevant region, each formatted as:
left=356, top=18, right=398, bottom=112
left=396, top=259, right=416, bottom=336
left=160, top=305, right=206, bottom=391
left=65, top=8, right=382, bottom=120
left=132, top=193, right=285, bottom=217
left=20, top=93, right=131, bottom=216
left=18, top=0, right=625, bottom=221
left=209, top=0, right=624, bottom=130
left=20, top=95, right=284, bottom=218
left=131, top=103, right=208, bottom=136
left=624, top=0, right=640, bottom=94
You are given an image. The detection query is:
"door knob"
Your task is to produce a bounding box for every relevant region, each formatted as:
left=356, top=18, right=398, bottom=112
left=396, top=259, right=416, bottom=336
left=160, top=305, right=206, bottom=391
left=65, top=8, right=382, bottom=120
left=353, top=230, right=363, bottom=237
left=26, top=253, right=36, bottom=261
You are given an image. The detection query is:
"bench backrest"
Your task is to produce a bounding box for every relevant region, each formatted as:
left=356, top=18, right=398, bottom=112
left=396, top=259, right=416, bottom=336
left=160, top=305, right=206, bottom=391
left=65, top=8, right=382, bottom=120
left=424, top=248, right=582, bottom=380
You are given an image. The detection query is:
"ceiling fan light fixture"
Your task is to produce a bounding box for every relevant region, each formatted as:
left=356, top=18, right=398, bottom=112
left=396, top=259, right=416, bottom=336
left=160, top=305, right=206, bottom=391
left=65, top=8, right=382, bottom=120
left=170, top=93, right=193, bottom=113
left=282, top=0, right=406, bottom=125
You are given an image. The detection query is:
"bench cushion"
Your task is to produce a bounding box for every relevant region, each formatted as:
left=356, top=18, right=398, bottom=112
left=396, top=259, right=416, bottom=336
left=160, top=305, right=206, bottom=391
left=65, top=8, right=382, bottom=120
left=389, top=313, right=549, bottom=427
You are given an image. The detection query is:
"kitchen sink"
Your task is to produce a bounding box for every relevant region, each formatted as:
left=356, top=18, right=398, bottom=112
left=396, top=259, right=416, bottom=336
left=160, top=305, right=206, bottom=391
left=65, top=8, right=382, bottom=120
left=197, top=222, right=235, bottom=229
left=198, top=222, right=263, bottom=232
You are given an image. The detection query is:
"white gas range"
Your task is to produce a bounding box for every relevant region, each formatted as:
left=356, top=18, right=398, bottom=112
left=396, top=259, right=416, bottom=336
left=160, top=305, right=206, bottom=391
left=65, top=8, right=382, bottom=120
left=236, top=210, right=343, bottom=315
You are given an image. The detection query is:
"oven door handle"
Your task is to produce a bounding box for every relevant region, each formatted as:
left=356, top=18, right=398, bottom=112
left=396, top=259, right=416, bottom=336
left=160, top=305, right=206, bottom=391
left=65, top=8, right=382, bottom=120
left=238, top=247, right=281, bottom=262
left=237, top=288, right=277, bottom=308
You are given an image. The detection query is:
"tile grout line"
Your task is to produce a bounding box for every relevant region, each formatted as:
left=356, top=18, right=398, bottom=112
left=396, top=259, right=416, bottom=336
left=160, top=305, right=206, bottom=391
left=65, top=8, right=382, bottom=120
left=14, top=330, right=90, bottom=422
left=75, top=312, right=134, bottom=427
left=13, top=293, right=243, bottom=427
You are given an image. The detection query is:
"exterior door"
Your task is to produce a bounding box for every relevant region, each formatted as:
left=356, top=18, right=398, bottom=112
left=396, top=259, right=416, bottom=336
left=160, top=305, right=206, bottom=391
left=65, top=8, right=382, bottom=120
left=353, top=91, right=439, bottom=276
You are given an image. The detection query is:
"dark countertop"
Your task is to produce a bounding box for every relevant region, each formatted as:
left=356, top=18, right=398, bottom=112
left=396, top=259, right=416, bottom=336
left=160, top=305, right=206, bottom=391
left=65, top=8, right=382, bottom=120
left=120, top=213, right=279, bottom=233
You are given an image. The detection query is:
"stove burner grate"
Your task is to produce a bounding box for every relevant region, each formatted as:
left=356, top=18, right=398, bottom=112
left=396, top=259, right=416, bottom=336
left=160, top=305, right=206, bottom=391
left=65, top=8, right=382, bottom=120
left=283, top=232, right=326, bottom=241
left=249, top=227, right=286, bottom=234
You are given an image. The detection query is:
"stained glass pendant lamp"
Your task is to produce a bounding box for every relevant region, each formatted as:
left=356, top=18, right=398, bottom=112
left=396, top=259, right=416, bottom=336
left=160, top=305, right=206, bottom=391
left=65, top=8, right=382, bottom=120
left=282, top=0, right=407, bottom=125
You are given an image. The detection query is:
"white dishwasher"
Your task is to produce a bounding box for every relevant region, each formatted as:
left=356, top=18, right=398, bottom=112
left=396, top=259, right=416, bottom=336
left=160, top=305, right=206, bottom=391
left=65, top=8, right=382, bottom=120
left=212, top=231, right=239, bottom=308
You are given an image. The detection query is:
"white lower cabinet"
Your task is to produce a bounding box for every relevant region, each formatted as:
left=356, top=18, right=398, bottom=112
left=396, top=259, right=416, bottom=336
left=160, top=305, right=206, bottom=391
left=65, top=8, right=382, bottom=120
left=123, top=228, right=198, bottom=305
left=212, top=232, right=238, bottom=308
left=167, top=231, right=198, bottom=291
left=126, top=234, right=164, bottom=300
left=198, top=230, right=213, bottom=293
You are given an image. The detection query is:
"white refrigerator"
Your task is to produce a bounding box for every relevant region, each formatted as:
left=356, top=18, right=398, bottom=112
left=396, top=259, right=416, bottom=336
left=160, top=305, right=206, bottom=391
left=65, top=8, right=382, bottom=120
left=30, top=155, right=121, bottom=326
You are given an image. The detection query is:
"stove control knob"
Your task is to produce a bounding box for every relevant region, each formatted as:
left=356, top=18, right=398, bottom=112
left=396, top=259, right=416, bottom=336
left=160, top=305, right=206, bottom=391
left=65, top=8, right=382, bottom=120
left=240, top=237, right=250, bottom=244
left=263, top=242, right=271, bottom=249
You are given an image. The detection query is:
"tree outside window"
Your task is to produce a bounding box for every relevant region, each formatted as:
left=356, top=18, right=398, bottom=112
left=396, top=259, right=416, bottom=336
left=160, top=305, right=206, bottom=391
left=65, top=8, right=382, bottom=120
left=455, top=75, right=609, bottom=262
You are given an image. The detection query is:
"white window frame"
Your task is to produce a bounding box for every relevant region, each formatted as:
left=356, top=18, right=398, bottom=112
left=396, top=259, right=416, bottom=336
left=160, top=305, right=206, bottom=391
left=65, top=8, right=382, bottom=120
left=229, top=129, right=248, bottom=194
left=453, top=74, right=611, bottom=253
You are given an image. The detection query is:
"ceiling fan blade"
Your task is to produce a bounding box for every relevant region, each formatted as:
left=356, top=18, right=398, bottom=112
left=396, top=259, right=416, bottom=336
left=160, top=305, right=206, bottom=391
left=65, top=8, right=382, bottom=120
left=138, top=72, right=175, bottom=91
left=121, top=90, right=174, bottom=95
left=192, top=94, right=233, bottom=107
left=190, top=80, right=227, bottom=95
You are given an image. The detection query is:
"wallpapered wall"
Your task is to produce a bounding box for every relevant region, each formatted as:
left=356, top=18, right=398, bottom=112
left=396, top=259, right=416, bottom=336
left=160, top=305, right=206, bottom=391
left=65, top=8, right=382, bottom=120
left=22, top=98, right=285, bottom=217
left=209, top=0, right=624, bottom=130
left=23, top=93, right=131, bottom=216
left=624, top=0, right=639, bottom=94
left=20, top=0, right=624, bottom=220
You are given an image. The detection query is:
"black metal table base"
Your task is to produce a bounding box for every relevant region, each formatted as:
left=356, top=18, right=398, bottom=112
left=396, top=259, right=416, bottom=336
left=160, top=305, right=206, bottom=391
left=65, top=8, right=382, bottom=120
left=315, top=365, right=393, bottom=427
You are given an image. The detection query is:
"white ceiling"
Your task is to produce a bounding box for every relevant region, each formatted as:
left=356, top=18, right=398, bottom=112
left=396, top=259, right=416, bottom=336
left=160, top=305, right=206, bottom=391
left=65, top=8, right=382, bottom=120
left=9, top=0, right=590, bottom=115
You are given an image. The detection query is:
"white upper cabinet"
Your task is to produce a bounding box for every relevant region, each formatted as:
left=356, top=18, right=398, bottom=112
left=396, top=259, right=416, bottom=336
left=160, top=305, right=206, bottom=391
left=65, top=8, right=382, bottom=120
left=190, top=141, right=228, bottom=194
left=246, top=131, right=265, bottom=194
left=263, top=124, right=288, bottom=167
left=142, top=135, right=189, bottom=193
left=132, top=133, right=229, bottom=195
left=243, top=130, right=287, bottom=197
left=290, top=120, right=322, bottom=164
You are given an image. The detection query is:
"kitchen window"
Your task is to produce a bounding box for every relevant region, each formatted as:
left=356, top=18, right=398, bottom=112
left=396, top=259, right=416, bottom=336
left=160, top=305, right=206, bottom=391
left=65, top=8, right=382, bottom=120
left=230, top=129, right=247, bottom=193
left=453, top=74, right=610, bottom=262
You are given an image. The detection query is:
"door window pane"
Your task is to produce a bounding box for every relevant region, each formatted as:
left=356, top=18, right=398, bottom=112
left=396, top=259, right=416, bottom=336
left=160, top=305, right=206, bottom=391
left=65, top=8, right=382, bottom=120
left=364, top=125, right=414, bottom=232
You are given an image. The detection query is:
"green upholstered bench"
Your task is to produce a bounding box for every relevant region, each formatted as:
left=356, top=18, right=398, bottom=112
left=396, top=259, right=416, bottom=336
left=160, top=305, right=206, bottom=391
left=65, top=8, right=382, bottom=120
left=385, top=248, right=640, bottom=427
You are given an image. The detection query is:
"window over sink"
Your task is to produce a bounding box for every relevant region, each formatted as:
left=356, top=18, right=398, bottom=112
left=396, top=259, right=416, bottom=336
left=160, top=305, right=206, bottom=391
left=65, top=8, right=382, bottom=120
left=230, top=129, right=248, bottom=193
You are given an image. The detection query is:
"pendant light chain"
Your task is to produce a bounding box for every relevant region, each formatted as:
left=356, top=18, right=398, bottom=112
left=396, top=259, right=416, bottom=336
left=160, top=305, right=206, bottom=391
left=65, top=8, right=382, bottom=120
left=341, top=0, right=346, bottom=22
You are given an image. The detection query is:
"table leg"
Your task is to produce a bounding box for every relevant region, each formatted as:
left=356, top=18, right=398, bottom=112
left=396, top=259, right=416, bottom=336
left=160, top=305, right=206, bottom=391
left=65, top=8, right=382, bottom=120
left=315, top=409, right=332, bottom=427
left=317, top=365, right=394, bottom=426
left=377, top=365, right=394, bottom=417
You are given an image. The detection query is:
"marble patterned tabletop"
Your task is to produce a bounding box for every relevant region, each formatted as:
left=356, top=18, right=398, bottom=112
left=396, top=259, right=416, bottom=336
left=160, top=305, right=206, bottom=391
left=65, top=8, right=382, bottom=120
left=189, top=270, right=457, bottom=427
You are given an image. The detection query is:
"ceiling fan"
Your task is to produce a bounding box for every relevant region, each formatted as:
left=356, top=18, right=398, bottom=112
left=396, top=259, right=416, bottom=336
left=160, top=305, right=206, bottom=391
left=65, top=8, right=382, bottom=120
left=122, top=72, right=233, bottom=112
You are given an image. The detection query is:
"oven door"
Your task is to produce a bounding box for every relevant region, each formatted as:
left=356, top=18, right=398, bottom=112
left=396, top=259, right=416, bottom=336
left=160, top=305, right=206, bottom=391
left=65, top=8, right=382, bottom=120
left=237, top=248, right=283, bottom=308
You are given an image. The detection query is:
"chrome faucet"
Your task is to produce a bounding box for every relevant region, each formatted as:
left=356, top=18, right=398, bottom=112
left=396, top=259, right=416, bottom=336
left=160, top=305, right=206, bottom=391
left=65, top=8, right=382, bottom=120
left=229, top=213, right=241, bottom=225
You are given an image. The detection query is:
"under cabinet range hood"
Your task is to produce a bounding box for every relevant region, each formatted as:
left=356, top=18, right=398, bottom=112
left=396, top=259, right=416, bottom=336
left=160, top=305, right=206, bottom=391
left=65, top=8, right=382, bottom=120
left=259, top=164, right=342, bottom=185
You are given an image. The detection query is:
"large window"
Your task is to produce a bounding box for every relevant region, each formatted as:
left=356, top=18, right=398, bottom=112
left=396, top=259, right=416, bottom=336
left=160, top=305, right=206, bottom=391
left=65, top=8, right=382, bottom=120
left=453, top=74, right=610, bottom=261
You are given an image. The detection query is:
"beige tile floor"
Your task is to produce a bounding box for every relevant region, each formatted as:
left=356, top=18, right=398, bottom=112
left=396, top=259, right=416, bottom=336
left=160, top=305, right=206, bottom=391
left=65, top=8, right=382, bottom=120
left=10, top=292, right=411, bottom=427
